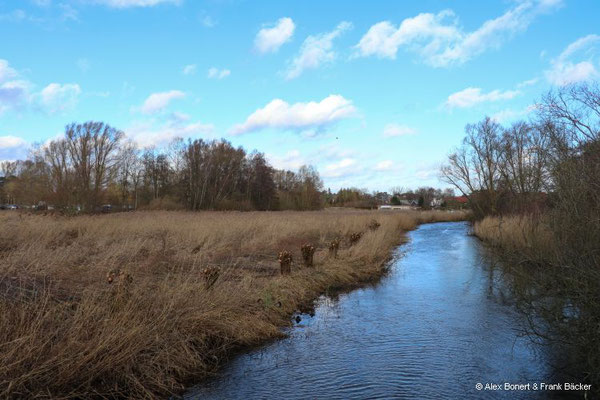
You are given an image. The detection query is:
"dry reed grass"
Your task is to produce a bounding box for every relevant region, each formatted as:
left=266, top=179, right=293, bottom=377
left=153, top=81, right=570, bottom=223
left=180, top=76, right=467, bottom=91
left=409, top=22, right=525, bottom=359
left=0, top=209, right=467, bottom=399
left=473, top=215, right=556, bottom=264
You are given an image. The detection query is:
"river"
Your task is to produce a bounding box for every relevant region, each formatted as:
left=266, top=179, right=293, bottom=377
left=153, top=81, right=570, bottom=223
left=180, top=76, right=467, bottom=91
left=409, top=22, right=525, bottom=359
left=185, top=221, right=575, bottom=399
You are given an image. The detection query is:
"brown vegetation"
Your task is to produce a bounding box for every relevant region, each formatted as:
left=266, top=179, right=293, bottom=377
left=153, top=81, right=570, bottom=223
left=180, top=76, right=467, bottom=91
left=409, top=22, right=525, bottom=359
left=0, top=209, right=466, bottom=399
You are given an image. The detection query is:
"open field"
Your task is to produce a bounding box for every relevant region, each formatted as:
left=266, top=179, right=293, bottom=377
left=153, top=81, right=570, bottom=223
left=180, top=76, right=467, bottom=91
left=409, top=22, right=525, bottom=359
left=0, top=209, right=467, bottom=399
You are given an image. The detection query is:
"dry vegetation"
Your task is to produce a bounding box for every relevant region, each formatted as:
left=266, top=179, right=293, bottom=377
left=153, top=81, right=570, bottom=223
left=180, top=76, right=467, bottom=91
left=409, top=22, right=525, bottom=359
left=0, top=209, right=466, bottom=399
left=473, top=215, right=556, bottom=265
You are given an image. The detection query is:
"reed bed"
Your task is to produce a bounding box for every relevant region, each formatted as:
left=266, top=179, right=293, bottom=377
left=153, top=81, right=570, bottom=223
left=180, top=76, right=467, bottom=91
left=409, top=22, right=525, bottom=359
left=0, top=209, right=466, bottom=399
left=473, top=215, right=556, bottom=265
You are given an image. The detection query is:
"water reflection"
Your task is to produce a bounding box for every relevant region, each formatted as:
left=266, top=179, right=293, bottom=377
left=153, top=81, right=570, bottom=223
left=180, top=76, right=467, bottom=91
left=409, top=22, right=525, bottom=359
left=186, top=222, right=573, bottom=399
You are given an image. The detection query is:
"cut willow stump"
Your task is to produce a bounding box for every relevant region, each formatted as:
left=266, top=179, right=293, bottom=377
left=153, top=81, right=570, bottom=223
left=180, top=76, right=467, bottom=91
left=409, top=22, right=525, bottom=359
left=368, top=219, right=381, bottom=231
left=278, top=251, right=293, bottom=275
left=301, top=244, right=315, bottom=267
left=328, top=238, right=340, bottom=258
left=349, top=232, right=363, bottom=246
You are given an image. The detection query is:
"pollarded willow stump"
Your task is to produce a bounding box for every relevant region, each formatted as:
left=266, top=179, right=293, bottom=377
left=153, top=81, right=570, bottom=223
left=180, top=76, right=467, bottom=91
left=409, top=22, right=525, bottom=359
left=301, top=244, right=315, bottom=268
left=368, top=219, right=381, bottom=231
left=328, top=238, right=340, bottom=258
left=278, top=251, right=293, bottom=275
left=349, top=232, right=363, bottom=246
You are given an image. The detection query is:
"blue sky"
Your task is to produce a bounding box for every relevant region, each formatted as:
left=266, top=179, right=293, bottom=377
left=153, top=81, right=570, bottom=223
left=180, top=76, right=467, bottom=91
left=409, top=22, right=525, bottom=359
left=1, top=0, right=599, bottom=191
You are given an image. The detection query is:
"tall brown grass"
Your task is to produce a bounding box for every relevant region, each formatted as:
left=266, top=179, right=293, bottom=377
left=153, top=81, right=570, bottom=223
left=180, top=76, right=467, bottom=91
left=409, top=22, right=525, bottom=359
left=473, top=215, right=556, bottom=265
left=0, top=209, right=467, bottom=399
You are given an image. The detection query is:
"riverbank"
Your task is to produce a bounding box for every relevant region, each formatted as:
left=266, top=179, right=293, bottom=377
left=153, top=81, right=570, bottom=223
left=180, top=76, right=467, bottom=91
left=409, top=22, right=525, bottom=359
left=0, top=209, right=467, bottom=399
left=473, top=215, right=598, bottom=397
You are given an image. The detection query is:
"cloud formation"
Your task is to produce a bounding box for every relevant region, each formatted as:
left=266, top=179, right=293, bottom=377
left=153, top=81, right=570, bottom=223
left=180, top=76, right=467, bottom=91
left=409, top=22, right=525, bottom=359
left=91, top=0, right=181, bottom=8
left=445, top=87, right=519, bottom=108
left=39, top=83, right=81, bottom=113
left=545, top=34, right=599, bottom=86
left=230, top=94, right=356, bottom=135
left=286, top=21, right=351, bottom=80
left=127, top=113, right=214, bottom=147
left=0, top=59, right=30, bottom=114
left=254, top=17, right=295, bottom=54
left=182, top=64, right=197, bottom=75
left=354, top=0, right=561, bottom=67
left=0, top=135, right=29, bottom=161
left=1, top=59, right=83, bottom=115
left=207, top=67, right=231, bottom=79
left=383, top=123, right=416, bottom=137
left=139, top=90, right=185, bottom=114
left=322, top=158, right=358, bottom=178
left=373, top=160, right=395, bottom=171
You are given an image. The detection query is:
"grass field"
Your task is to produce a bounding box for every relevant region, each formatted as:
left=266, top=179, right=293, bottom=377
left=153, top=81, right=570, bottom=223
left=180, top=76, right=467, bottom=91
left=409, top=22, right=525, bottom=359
left=0, top=209, right=467, bottom=399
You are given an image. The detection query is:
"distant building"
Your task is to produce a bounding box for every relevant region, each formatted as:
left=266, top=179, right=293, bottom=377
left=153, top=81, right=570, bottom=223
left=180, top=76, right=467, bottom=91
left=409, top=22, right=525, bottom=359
left=379, top=200, right=418, bottom=210
left=430, top=198, right=443, bottom=208
left=454, top=196, right=468, bottom=204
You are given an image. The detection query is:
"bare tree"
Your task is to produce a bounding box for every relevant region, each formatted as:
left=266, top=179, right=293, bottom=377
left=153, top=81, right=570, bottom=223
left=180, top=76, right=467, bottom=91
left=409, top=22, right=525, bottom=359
left=64, top=122, right=123, bottom=210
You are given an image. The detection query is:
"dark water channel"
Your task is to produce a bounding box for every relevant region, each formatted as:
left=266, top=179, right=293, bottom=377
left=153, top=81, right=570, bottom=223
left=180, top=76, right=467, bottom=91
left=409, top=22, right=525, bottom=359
left=186, top=222, right=577, bottom=399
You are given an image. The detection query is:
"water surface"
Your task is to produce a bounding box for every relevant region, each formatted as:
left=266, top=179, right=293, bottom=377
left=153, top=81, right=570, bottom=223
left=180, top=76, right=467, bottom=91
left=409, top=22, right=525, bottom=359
left=187, top=222, right=571, bottom=399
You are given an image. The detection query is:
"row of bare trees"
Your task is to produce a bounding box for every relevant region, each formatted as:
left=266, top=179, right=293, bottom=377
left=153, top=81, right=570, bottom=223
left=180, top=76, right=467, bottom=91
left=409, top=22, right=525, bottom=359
left=441, top=116, right=550, bottom=217
left=0, top=122, right=324, bottom=211
left=443, top=82, right=600, bottom=390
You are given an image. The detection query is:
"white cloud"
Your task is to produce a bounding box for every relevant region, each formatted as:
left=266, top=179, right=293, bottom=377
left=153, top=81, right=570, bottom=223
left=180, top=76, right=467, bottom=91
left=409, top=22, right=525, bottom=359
left=127, top=115, right=214, bottom=147
left=0, top=59, right=18, bottom=83
left=0, top=135, right=27, bottom=149
left=374, top=160, right=395, bottom=171
left=491, top=105, right=537, bottom=123
left=254, top=17, right=295, bottom=54
left=207, top=67, right=231, bottom=79
left=39, top=83, right=81, bottom=113
left=91, top=0, right=181, bottom=8
left=230, top=94, right=356, bottom=135
left=415, top=164, right=440, bottom=180
left=1, top=60, right=85, bottom=115
left=318, top=143, right=356, bottom=159
left=322, top=158, right=358, bottom=178
left=354, top=0, right=561, bottom=67
left=286, top=21, right=352, bottom=79
left=139, top=90, right=185, bottom=114
left=383, top=123, right=416, bottom=137
left=545, top=34, right=599, bottom=86
left=0, top=60, right=32, bottom=114
left=445, top=87, right=520, bottom=108
left=0, top=80, right=30, bottom=114
left=0, top=135, right=29, bottom=161
left=267, top=149, right=306, bottom=170
left=517, top=77, right=539, bottom=88
left=182, top=64, right=197, bottom=75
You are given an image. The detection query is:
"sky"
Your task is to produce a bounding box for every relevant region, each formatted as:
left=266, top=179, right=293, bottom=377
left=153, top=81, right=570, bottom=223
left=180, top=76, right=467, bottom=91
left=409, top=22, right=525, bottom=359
left=1, top=0, right=599, bottom=191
